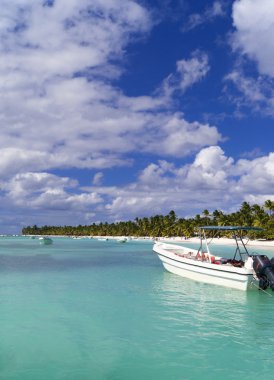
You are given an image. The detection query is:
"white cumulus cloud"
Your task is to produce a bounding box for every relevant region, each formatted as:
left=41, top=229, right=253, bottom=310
left=232, top=0, right=274, bottom=77
left=0, top=0, right=225, bottom=232
left=97, top=147, right=274, bottom=221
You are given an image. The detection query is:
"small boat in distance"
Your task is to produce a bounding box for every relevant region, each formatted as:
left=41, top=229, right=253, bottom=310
left=39, top=237, right=53, bottom=245
left=116, top=237, right=127, bottom=243
left=153, top=226, right=274, bottom=291
left=97, top=238, right=109, bottom=241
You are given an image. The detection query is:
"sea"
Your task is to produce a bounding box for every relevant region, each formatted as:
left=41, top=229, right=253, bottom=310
left=1, top=236, right=274, bottom=380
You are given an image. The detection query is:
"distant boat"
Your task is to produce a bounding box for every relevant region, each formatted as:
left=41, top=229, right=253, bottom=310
left=117, top=237, right=127, bottom=243
left=39, top=237, right=53, bottom=245
left=153, top=226, right=274, bottom=292
left=97, top=238, right=109, bottom=241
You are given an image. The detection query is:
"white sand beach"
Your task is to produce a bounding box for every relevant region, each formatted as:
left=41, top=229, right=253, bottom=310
left=94, top=235, right=274, bottom=249
left=157, top=236, right=274, bottom=249
left=25, top=234, right=274, bottom=249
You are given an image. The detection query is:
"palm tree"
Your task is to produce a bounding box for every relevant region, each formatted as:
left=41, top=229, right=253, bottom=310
left=212, top=209, right=225, bottom=226
left=238, top=201, right=253, bottom=226
left=252, top=204, right=268, bottom=228
left=202, top=209, right=211, bottom=225
left=264, top=200, right=274, bottom=217
left=21, top=201, right=274, bottom=239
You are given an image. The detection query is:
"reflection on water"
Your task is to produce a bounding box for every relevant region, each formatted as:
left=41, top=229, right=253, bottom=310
left=157, top=271, right=249, bottom=302
left=151, top=268, right=274, bottom=379
left=153, top=271, right=250, bottom=330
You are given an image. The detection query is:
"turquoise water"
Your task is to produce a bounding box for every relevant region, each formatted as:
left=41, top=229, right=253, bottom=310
left=1, top=237, right=274, bottom=380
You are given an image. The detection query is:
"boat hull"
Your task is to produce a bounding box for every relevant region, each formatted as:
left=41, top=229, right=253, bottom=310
left=154, top=243, right=256, bottom=291
left=39, top=237, right=53, bottom=245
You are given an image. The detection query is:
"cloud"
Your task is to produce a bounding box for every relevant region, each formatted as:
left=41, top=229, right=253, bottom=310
left=235, top=153, right=274, bottom=193
left=0, top=1, right=220, bottom=181
left=240, top=148, right=264, bottom=160
left=97, top=147, right=274, bottom=220
left=92, top=172, right=104, bottom=185
left=0, top=0, right=224, bottom=232
left=226, top=0, right=274, bottom=116
left=2, top=146, right=274, bottom=232
left=138, top=161, right=175, bottom=186
left=185, top=146, right=234, bottom=189
left=1, top=171, right=102, bottom=211
left=3, top=172, right=75, bottom=200
left=141, top=113, right=221, bottom=157
left=232, top=0, right=274, bottom=78
left=224, top=69, right=274, bottom=116
left=0, top=0, right=151, bottom=76
left=161, top=51, right=210, bottom=97
left=183, top=1, right=226, bottom=32
left=0, top=1, right=153, bottom=175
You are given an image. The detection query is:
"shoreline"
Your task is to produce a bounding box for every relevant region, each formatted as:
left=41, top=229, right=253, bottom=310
left=157, top=236, right=274, bottom=248
left=22, top=234, right=274, bottom=248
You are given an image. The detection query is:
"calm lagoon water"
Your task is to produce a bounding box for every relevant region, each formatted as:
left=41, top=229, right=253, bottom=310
left=1, top=237, right=274, bottom=380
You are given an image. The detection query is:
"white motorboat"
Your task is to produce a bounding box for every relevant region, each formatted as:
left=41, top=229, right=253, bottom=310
left=153, top=226, right=274, bottom=291
left=116, top=237, right=127, bottom=243
left=39, top=237, right=53, bottom=245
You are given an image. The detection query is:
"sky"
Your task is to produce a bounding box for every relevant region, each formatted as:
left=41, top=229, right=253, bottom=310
left=1, top=0, right=274, bottom=234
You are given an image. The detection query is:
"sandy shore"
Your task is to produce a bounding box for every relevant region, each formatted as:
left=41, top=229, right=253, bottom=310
left=157, top=236, right=274, bottom=248
left=24, top=234, right=274, bottom=249
left=94, top=235, right=274, bottom=249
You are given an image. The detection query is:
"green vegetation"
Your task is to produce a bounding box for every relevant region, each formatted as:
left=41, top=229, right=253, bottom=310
left=22, top=200, right=274, bottom=239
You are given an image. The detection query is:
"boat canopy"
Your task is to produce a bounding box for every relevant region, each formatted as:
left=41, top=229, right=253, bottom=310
left=197, top=226, right=263, bottom=259
left=198, top=226, right=263, bottom=231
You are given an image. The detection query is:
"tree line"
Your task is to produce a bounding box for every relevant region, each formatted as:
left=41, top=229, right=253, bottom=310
left=22, top=200, right=274, bottom=239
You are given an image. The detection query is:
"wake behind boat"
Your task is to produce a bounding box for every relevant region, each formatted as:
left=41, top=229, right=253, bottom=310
left=153, top=226, right=274, bottom=291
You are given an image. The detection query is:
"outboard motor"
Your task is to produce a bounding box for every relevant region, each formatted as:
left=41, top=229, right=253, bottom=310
left=270, top=257, right=274, bottom=269
left=253, top=255, right=274, bottom=291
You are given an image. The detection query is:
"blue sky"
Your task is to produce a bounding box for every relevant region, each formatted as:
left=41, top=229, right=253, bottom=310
left=0, top=0, right=274, bottom=234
